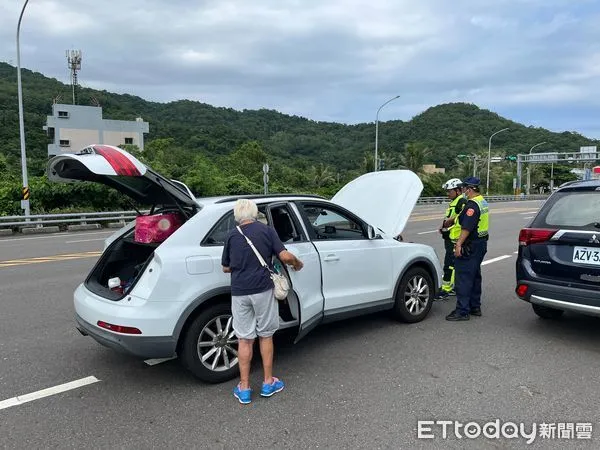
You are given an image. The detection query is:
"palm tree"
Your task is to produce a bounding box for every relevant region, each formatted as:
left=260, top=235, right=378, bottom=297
left=310, top=163, right=335, bottom=188
left=399, top=143, right=432, bottom=174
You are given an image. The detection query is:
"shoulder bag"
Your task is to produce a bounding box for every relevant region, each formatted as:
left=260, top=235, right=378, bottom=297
left=236, top=226, right=290, bottom=300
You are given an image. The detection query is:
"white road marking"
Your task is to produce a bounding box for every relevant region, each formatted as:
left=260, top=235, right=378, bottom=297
left=417, top=230, right=439, bottom=235
left=514, top=251, right=519, bottom=254
left=66, top=238, right=108, bottom=244
left=144, top=357, right=177, bottom=366
left=482, top=255, right=513, bottom=266
left=0, top=376, right=100, bottom=410
left=0, top=231, right=114, bottom=244
left=519, top=211, right=538, bottom=215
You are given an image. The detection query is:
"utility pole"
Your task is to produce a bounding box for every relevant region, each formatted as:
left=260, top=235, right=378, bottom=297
left=374, top=95, right=400, bottom=171
left=486, top=128, right=509, bottom=195
left=16, top=0, right=31, bottom=218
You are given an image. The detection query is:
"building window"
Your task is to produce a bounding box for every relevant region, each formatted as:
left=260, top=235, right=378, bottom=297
left=58, top=111, right=69, bottom=118
left=124, top=137, right=134, bottom=145
left=59, top=139, right=70, bottom=147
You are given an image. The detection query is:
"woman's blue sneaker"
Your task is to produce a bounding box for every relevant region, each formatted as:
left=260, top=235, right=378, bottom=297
left=233, top=385, right=252, bottom=404
left=261, top=377, right=285, bottom=397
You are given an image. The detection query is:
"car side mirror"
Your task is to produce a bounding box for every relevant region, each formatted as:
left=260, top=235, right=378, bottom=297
left=367, top=225, right=379, bottom=239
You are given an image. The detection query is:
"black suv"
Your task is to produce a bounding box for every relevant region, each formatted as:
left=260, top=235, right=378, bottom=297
left=516, top=180, right=600, bottom=319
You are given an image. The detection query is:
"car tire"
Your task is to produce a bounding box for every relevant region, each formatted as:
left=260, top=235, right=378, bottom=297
left=393, top=267, right=434, bottom=323
left=532, top=304, right=564, bottom=320
left=180, top=302, right=240, bottom=384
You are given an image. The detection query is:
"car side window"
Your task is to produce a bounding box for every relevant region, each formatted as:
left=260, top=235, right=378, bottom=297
left=202, top=207, right=268, bottom=246
left=300, top=204, right=366, bottom=240
left=270, top=204, right=305, bottom=243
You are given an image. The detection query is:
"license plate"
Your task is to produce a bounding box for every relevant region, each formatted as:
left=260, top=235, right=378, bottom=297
left=573, top=246, right=600, bottom=266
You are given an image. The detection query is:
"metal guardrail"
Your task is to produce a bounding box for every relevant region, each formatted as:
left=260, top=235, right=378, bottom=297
left=415, top=194, right=548, bottom=204
left=0, top=211, right=140, bottom=229
left=0, top=195, right=548, bottom=230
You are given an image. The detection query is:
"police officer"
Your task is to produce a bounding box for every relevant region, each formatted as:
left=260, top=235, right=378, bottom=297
left=436, top=178, right=467, bottom=300
left=446, top=176, right=489, bottom=321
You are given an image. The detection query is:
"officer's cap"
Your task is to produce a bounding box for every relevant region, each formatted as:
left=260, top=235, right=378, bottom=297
left=461, top=176, right=481, bottom=187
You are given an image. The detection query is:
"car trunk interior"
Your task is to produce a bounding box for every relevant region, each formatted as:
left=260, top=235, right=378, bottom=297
left=85, top=230, right=159, bottom=300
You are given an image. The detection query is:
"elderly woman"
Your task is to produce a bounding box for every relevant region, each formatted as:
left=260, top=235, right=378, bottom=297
left=222, top=198, right=303, bottom=404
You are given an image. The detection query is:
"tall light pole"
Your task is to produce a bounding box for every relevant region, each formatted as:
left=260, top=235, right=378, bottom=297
left=526, top=141, right=546, bottom=195
left=17, top=0, right=31, bottom=218
left=374, top=95, right=400, bottom=171
left=486, top=127, right=509, bottom=195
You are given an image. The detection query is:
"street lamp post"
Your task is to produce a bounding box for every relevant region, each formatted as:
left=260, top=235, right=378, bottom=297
left=486, top=127, right=509, bottom=195
left=374, top=95, right=400, bottom=171
left=526, top=142, right=546, bottom=195
left=17, top=0, right=31, bottom=218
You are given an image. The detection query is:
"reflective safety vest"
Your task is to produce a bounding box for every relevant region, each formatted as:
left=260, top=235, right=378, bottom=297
left=445, top=195, right=466, bottom=241
left=471, top=195, right=489, bottom=238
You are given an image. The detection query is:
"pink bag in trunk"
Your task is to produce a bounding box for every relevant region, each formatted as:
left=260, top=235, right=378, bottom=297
left=134, top=213, right=183, bottom=244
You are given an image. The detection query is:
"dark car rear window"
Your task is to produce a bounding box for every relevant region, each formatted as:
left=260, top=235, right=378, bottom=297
left=532, top=191, right=600, bottom=230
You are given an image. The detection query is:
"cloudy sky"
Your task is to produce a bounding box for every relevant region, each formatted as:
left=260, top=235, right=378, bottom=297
left=1, top=0, right=600, bottom=138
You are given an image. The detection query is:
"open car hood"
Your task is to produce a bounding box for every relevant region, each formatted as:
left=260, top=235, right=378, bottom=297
left=47, top=145, right=198, bottom=209
left=331, top=170, right=423, bottom=237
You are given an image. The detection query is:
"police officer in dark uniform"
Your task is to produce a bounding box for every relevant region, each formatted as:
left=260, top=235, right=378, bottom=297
left=446, top=177, right=489, bottom=321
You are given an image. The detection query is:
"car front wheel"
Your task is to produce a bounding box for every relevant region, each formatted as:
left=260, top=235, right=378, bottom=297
left=180, top=303, right=240, bottom=383
left=532, top=304, right=564, bottom=320
left=393, top=267, right=434, bottom=323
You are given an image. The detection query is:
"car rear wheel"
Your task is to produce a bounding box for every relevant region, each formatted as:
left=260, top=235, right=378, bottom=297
left=532, top=304, right=564, bottom=320
left=393, top=267, right=434, bottom=323
left=180, top=303, right=239, bottom=383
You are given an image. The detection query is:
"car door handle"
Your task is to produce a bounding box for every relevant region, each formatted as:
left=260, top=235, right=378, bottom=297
left=323, top=254, right=339, bottom=262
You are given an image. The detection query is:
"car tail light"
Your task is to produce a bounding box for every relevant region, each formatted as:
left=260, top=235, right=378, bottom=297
left=516, top=284, right=528, bottom=297
left=97, top=321, right=142, bottom=334
left=518, top=228, right=557, bottom=246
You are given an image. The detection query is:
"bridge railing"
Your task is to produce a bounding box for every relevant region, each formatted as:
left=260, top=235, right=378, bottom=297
left=0, top=195, right=548, bottom=231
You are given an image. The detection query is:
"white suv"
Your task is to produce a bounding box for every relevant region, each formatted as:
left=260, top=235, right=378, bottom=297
left=48, top=145, right=442, bottom=383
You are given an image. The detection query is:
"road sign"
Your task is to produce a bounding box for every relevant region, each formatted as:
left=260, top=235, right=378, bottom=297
left=513, top=178, right=517, bottom=189
left=22, top=186, right=30, bottom=200
left=580, top=146, right=597, bottom=153
left=490, top=156, right=503, bottom=163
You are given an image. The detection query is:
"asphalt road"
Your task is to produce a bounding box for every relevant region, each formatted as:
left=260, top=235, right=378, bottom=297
left=1, top=200, right=599, bottom=449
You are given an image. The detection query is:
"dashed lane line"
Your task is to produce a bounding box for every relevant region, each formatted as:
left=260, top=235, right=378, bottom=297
left=144, top=357, right=178, bottom=366
left=0, top=376, right=100, bottom=411
left=0, top=251, right=102, bottom=268
left=482, top=255, right=513, bottom=266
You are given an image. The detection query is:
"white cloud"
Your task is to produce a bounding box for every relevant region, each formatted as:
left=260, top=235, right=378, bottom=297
left=0, top=0, right=599, bottom=137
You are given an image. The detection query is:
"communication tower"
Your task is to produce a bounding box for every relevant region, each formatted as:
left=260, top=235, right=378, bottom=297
left=66, top=50, right=82, bottom=105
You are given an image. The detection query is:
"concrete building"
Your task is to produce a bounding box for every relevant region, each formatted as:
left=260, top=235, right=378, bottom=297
left=422, top=164, right=446, bottom=175
left=44, top=103, right=149, bottom=156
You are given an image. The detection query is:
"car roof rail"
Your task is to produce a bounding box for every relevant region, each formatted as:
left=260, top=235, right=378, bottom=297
left=214, top=194, right=326, bottom=204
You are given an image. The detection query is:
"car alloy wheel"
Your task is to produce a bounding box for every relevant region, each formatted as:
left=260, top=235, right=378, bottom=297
left=393, top=267, right=434, bottom=323
left=197, top=314, right=239, bottom=372
left=404, top=275, right=429, bottom=315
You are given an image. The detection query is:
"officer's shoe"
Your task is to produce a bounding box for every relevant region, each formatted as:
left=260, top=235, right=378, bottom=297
left=445, top=310, right=470, bottom=321
left=435, top=291, right=450, bottom=301
left=470, top=307, right=482, bottom=317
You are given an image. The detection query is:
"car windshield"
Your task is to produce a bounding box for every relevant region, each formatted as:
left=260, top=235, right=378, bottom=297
left=533, top=191, right=600, bottom=230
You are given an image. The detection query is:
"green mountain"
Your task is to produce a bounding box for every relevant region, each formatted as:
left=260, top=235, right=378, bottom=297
left=0, top=61, right=595, bottom=215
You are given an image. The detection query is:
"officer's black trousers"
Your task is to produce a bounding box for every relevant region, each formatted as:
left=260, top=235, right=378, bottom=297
left=455, top=239, right=488, bottom=316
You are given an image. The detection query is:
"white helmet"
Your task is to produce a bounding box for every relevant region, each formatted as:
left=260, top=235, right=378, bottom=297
left=442, top=178, right=463, bottom=190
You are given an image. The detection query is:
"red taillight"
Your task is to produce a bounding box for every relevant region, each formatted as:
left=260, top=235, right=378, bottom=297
left=97, top=321, right=142, bottom=335
left=516, top=284, right=529, bottom=297
left=518, top=228, right=557, bottom=246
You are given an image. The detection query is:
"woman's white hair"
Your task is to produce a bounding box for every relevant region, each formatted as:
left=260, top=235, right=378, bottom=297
left=233, top=198, right=259, bottom=223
